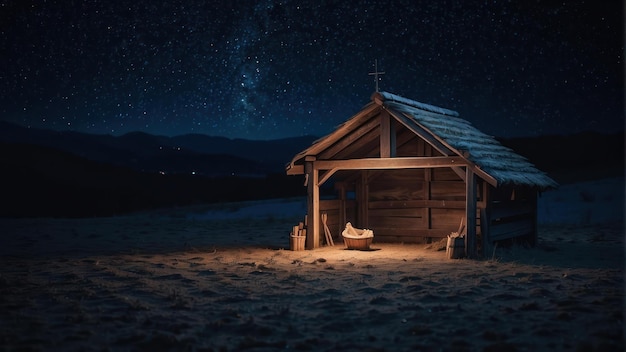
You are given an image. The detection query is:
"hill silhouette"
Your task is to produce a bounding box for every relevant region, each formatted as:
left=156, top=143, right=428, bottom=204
left=0, top=121, right=317, bottom=177
left=497, top=131, right=624, bottom=184
left=0, top=121, right=622, bottom=217
left=0, top=142, right=305, bottom=217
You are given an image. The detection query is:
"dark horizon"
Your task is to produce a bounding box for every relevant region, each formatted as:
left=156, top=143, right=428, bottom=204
left=1, top=114, right=624, bottom=143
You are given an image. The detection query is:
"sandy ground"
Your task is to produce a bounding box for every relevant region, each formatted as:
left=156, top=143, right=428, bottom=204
left=0, top=208, right=623, bottom=351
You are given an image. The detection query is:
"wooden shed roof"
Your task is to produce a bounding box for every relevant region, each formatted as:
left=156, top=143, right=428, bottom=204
left=288, top=91, right=558, bottom=190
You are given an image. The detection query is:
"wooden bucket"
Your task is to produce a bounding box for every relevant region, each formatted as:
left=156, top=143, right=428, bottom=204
left=290, top=235, right=305, bottom=251
left=446, top=236, right=465, bottom=259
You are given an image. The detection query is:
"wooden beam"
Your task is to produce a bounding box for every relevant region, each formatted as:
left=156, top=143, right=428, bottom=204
left=385, top=108, right=454, bottom=156
left=359, top=171, right=369, bottom=228
left=390, top=119, right=397, bottom=157
left=424, top=168, right=432, bottom=231
left=305, top=160, right=320, bottom=249
left=531, top=191, right=538, bottom=247
left=380, top=111, right=396, bottom=158
left=451, top=166, right=466, bottom=181
left=480, top=184, right=492, bottom=258
left=386, top=106, right=499, bottom=187
left=286, top=164, right=304, bottom=175
left=288, top=103, right=380, bottom=164
left=373, top=228, right=467, bottom=239
left=339, top=183, right=346, bottom=237
left=317, top=168, right=338, bottom=186
left=314, top=156, right=466, bottom=171
left=318, top=111, right=381, bottom=160
left=368, top=199, right=466, bottom=209
left=472, top=166, right=498, bottom=188
left=394, top=127, right=420, bottom=154
left=331, top=122, right=381, bottom=160
left=465, top=167, right=477, bottom=258
left=334, top=128, right=380, bottom=160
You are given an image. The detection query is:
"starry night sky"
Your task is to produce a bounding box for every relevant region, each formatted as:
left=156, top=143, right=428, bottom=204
left=1, top=1, right=623, bottom=140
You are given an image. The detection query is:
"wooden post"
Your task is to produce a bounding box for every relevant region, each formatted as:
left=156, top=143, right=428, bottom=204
left=339, top=183, right=346, bottom=236
left=480, top=184, right=493, bottom=258
left=390, top=119, right=396, bottom=157
left=380, top=111, right=396, bottom=158
left=357, top=171, right=369, bottom=228
left=465, top=167, right=477, bottom=258
left=530, top=190, right=538, bottom=246
left=424, top=168, right=432, bottom=231
left=353, top=170, right=368, bottom=227
left=305, top=157, right=320, bottom=249
left=423, top=143, right=432, bottom=241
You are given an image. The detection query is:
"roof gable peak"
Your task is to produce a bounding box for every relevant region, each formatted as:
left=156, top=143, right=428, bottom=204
left=372, top=91, right=459, bottom=117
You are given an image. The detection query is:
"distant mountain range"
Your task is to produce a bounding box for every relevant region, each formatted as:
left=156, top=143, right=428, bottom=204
left=1, top=120, right=622, bottom=181
left=0, top=121, right=317, bottom=177
left=0, top=120, right=622, bottom=217
left=497, top=131, right=624, bottom=184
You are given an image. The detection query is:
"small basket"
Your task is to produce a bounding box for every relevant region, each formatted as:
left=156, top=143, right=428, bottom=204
left=342, top=236, right=373, bottom=250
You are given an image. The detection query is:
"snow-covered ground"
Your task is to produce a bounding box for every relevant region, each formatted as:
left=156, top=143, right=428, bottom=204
left=538, top=177, right=624, bottom=225
left=189, top=177, right=625, bottom=226
left=187, top=198, right=307, bottom=221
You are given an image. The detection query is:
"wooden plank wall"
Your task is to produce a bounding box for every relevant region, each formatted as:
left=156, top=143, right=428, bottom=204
left=487, top=200, right=536, bottom=242
left=482, top=186, right=538, bottom=250
left=366, top=168, right=466, bottom=243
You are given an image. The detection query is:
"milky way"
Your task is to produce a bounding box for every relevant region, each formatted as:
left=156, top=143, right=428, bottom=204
left=1, top=1, right=622, bottom=139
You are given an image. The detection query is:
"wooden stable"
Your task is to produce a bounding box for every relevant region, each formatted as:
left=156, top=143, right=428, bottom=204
left=286, top=91, right=557, bottom=258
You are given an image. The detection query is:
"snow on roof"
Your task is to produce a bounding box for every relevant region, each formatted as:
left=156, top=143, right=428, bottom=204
left=378, top=91, right=460, bottom=117
left=379, top=91, right=558, bottom=189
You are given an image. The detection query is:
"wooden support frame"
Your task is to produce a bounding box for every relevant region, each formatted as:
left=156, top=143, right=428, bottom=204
left=338, top=183, right=347, bottom=236
left=385, top=107, right=498, bottom=187
left=424, top=167, right=432, bottom=235
left=358, top=171, right=369, bottom=228
left=314, top=156, right=465, bottom=171
left=303, top=155, right=472, bottom=249
left=481, top=184, right=493, bottom=258
left=380, top=111, right=396, bottom=158
left=314, top=156, right=465, bottom=187
left=305, top=157, right=320, bottom=249
left=465, top=167, right=477, bottom=258
left=318, top=110, right=381, bottom=160
left=301, top=155, right=484, bottom=253
left=318, top=168, right=338, bottom=187
left=531, top=191, right=539, bottom=246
